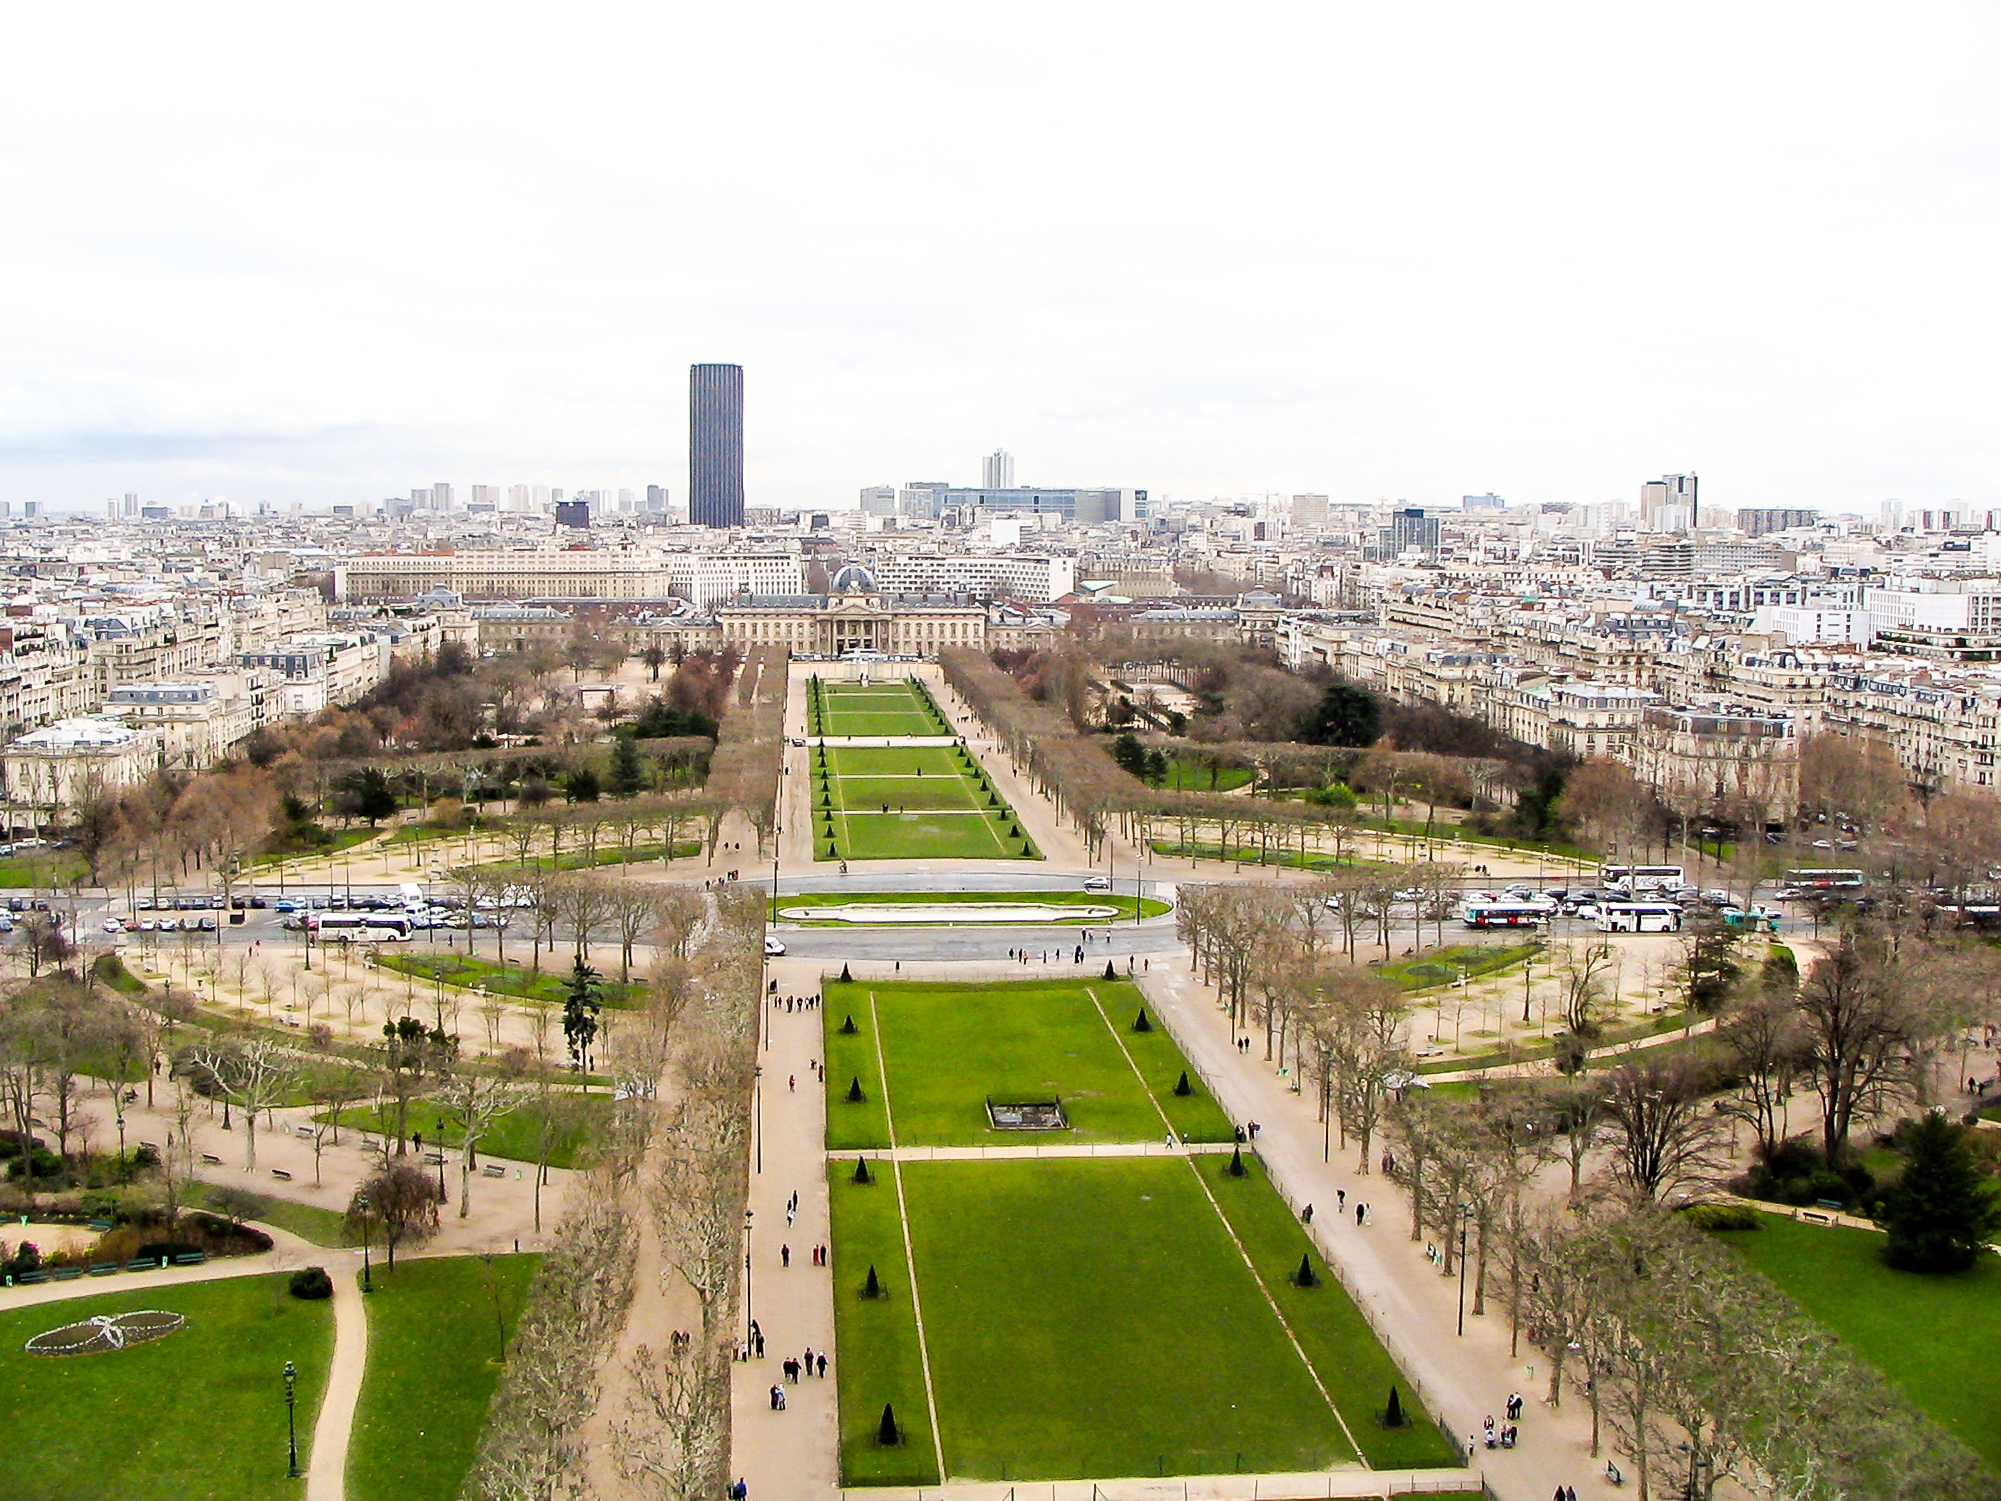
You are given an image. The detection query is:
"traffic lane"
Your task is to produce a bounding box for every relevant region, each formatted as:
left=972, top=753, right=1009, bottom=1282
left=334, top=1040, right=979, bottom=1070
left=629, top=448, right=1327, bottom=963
left=769, top=922, right=1184, bottom=963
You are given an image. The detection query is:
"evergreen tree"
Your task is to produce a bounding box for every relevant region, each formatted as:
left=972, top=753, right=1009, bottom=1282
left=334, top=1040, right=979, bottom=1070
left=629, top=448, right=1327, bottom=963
left=1110, top=731, right=1148, bottom=779
left=1883, top=1111, right=2001, bottom=1272
left=566, top=767, right=602, bottom=803
left=1307, top=682, right=1381, bottom=748
left=607, top=733, right=647, bottom=798
left=561, top=958, right=603, bottom=1075
left=339, top=767, right=399, bottom=826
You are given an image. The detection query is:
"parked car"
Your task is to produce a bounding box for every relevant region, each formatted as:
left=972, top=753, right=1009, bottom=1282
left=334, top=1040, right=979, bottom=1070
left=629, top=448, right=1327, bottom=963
left=764, top=936, right=787, bottom=956
left=157, top=916, right=179, bottom=931
left=134, top=896, right=155, bottom=910
left=198, top=916, right=218, bottom=931
left=101, top=918, right=123, bottom=933
left=137, top=918, right=156, bottom=932
left=273, top=899, right=298, bottom=913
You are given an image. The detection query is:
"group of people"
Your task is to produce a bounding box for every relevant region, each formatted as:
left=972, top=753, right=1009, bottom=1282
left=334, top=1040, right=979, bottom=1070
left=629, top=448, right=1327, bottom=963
left=775, top=994, right=820, bottom=1013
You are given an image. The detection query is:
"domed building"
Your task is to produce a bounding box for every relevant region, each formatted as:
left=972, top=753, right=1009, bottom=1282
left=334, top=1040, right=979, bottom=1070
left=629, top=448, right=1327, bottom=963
left=829, top=562, right=877, bottom=594
left=712, top=560, right=989, bottom=659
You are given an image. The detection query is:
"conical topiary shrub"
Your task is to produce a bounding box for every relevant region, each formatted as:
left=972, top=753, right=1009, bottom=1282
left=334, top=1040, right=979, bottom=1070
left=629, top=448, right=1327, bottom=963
left=1132, top=1007, right=1152, bottom=1033
left=1383, top=1385, right=1407, bottom=1428
left=863, top=1265, right=884, bottom=1300
left=1293, top=1253, right=1319, bottom=1288
left=846, top=1076, right=866, bottom=1103
left=1174, top=1071, right=1193, bottom=1097
left=853, top=1156, right=873, bottom=1185
left=840, top=1014, right=859, bottom=1034
left=878, top=1403, right=900, bottom=1445
left=1103, top=961, right=1118, bottom=980
left=840, top=963, right=853, bottom=983
left=1227, top=1145, right=1247, bottom=1177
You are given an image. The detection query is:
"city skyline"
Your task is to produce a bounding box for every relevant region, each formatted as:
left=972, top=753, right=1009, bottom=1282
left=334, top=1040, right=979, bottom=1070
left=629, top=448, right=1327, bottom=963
left=3, top=7, right=2001, bottom=514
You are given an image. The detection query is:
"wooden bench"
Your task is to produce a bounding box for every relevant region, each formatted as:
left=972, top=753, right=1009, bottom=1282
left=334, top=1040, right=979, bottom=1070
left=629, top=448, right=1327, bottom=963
left=1798, top=1210, right=1833, bottom=1225
left=269, top=1168, right=293, bottom=1182
left=15, top=1270, right=48, bottom=1285
left=87, top=1263, right=119, bottom=1277
left=172, top=1252, right=205, bottom=1266
left=87, top=1219, right=112, bottom=1232
left=423, top=1152, right=445, bottom=1166
left=482, top=1163, right=505, bottom=1178
left=49, top=1266, right=82, bottom=1281
left=125, top=1258, right=158, bottom=1272
left=200, top=1153, right=223, bottom=1166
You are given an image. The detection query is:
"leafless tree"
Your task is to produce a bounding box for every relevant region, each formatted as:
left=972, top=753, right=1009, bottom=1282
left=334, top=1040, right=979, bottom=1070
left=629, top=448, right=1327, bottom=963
left=1597, top=1053, right=1726, bottom=1202
left=182, top=1038, right=300, bottom=1172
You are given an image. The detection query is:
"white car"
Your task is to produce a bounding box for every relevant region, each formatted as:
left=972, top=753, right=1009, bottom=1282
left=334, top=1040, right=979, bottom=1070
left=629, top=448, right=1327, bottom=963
left=1083, top=876, right=1111, bottom=893
left=763, top=936, right=786, bottom=957
left=101, top=918, right=124, bottom=933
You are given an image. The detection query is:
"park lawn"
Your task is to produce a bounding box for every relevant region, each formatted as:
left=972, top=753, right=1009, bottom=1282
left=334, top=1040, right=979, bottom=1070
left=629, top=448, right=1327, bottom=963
left=822, top=985, right=895, bottom=1150
left=375, top=950, right=647, bottom=1008
left=772, top=891, right=1172, bottom=925
left=1163, top=759, right=1255, bottom=792
left=250, top=827, right=378, bottom=868
left=836, top=775, right=981, bottom=812
left=823, top=978, right=1225, bottom=1146
left=1105, top=983, right=1235, bottom=1143
left=347, top=1254, right=540, bottom=1501
left=508, top=839, right=702, bottom=871
left=319, top=1093, right=606, bottom=1171
left=829, top=1169, right=940, bottom=1485
left=1196, top=1153, right=1457, bottom=1469
left=1375, top=943, right=1539, bottom=993
left=0, top=851, right=89, bottom=888
left=823, top=745, right=969, bottom=779
left=900, top=1158, right=1351, bottom=1479
left=834, top=811, right=1028, bottom=862
left=187, top=1183, right=352, bottom=1246
left=0, top=1273, right=333, bottom=1501
left=1718, top=1212, right=2001, bottom=1467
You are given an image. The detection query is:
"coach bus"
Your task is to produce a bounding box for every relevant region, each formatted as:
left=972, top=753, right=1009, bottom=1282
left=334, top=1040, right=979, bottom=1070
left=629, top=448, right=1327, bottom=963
left=1600, top=865, right=1685, bottom=895
left=1461, top=901, right=1552, bottom=929
left=1595, top=901, right=1684, bottom=934
left=307, top=913, right=414, bottom=942
left=1783, top=868, right=1864, bottom=891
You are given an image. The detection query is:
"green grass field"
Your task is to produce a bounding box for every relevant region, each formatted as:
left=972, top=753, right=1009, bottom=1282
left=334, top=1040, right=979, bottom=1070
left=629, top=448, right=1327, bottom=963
left=829, top=1169, right=940, bottom=1486
left=320, top=1094, right=605, bottom=1171
left=375, top=951, right=647, bottom=1008
left=812, top=743, right=1038, bottom=863
left=347, top=1254, right=540, bottom=1501
left=1719, top=1213, right=2001, bottom=1467
left=822, top=977, right=1233, bottom=1148
left=773, top=890, right=1171, bottom=925
left=1162, top=759, right=1255, bottom=792
left=186, top=1183, right=352, bottom=1246
left=0, top=1273, right=334, bottom=1501
left=809, top=678, right=951, bottom=738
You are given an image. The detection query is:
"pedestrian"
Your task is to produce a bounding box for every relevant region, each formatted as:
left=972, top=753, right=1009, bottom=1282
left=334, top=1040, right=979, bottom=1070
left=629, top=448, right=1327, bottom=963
left=769, top=1384, right=782, bottom=1410
left=788, top=1074, right=796, bottom=1093
left=1356, top=1203, right=1365, bottom=1225
left=755, top=1331, right=765, bottom=1358
left=781, top=1244, right=790, bottom=1267
left=816, top=1352, right=827, bottom=1378
left=1336, top=1189, right=1346, bottom=1211
left=775, top=1386, right=786, bottom=1411
left=786, top=1205, right=795, bottom=1228
left=1302, top=1203, right=1313, bottom=1223
left=803, top=1345, right=815, bottom=1373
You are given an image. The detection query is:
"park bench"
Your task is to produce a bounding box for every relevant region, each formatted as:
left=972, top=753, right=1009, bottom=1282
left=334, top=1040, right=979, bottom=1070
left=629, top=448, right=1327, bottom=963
left=269, top=1168, right=293, bottom=1182
left=15, top=1270, right=48, bottom=1285
left=125, top=1258, right=157, bottom=1272
left=482, top=1164, right=505, bottom=1178
left=87, top=1219, right=112, bottom=1232
left=423, top=1151, right=445, bottom=1166
left=87, top=1263, right=119, bottom=1276
left=1814, top=1198, right=1844, bottom=1211
left=49, top=1267, right=82, bottom=1281
left=1799, top=1210, right=1832, bottom=1225
left=200, top=1153, right=222, bottom=1166
left=172, top=1252, right=204, bottom=1267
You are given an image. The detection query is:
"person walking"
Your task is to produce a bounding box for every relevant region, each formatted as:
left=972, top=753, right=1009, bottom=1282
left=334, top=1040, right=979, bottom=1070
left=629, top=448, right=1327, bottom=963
left=781, top=1244, right=791, bottom=1267
left=816, top=1352, right=827, bottom=1377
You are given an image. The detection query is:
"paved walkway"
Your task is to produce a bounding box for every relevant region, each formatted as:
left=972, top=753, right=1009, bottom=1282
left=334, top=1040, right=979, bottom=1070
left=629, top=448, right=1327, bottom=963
left=830, top=1141, right=1241, bottom=1162
left=841, top=1469, right=1481, bottom=1501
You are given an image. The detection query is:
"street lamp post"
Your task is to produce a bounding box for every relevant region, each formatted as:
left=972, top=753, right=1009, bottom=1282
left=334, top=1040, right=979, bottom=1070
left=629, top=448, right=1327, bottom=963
left=1319, top=1045, right=1332, bottom=1163
left=753, top=1065, right=763, bottom=1175
left=356, top=1191, right=373, bottom=1293
left=1455, top=1202, right=1473, bottom=1336
left=743, top=1208, right=754, bottom=1346
left=436, top=1113, right=449, bottom=1203
left=284, top=1359, right=300, bottom=1477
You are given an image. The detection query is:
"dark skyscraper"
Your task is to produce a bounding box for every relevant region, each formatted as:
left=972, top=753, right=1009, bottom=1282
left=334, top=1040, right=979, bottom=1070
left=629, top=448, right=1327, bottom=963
left=689, top=363, right=744, bottom=528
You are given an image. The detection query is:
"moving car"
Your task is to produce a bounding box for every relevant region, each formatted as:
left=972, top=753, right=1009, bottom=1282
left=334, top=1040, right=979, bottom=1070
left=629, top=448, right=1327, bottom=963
left=1083, top=876, right=1111, bottom=893
left=763, top=936, right=787, bottom=956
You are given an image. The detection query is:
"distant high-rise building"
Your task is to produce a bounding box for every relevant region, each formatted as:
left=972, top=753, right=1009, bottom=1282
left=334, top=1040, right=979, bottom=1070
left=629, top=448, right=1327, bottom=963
left=859, top=485, right=898, bottom=515
left=410, top=488, right=431, bottom=508
left=982, top=449, right=1015, bottom=490
left=1383, top=507, right=1440, bottom=558
left=1291, top=494, right=1330, bottom=527
left=690, top=363, right=745, bottom=528
left=507, top=485, right=533, bottom=512
left=122, top=492, right=138, bottom=516
left=646, top=484, right=670, bottom=513
left=1640, top=473, right=1697, bottom=533
left=1737, top=507, right=1818, bottom=537
left=470, top=485, right=499, bottom=509
left=554, top=501, right=591, bottom=529
left=432, top=482, right=455, bottom=511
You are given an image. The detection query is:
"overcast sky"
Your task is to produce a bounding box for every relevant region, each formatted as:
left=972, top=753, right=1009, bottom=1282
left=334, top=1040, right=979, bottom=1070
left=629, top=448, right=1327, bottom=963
left=2, top=3, right=1997, bottom=515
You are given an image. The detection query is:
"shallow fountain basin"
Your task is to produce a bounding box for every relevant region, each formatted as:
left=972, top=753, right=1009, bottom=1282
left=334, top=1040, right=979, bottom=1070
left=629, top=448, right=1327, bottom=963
left=777, top=901, right=1120, bottom=925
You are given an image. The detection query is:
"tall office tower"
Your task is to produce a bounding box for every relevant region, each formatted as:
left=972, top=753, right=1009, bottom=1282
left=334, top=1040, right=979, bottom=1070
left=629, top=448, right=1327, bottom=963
left=646, top=484, right=670, bottom=512
left=410, top=487, right=431, bottom=508
left=689, top=363, right=745, bottom=528
left=982, top=449, right=1015, bottom=489
left=470, top=485, right=499, bottom=509
left=859, top=485, right=897, bottom=515
left=432, top=482, right=455, bottom=511
left=507, top=485, right=532, bottom=512
left=1639, top=473, right=1697, bottom=532
left=123, top=492, right=138, bottom=515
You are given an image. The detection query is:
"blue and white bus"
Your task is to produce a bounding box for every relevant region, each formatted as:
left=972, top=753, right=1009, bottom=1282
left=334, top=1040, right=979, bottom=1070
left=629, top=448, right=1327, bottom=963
left=307, top=913, right=414, bottom=942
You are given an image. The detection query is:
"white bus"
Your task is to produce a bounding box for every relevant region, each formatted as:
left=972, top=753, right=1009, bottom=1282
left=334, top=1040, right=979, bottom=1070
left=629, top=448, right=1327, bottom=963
left=1461, top=901, right=1552, bottom=929
left=1600, top=865, right=1685, bottom=895
left=1783, top=868, right=1864, bottom=891
left=307, top=913, right=414, bottom=942
left=1596, top=902, right=1684, bottom=934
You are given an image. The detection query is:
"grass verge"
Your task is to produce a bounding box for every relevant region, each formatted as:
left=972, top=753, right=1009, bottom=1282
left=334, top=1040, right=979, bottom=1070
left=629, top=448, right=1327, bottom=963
left=772, top=891, right=1170, bottom=925
left=375, top=950, right=647, bottom=1008
left=829, top=1167, right=939, bottom=1485
left=187, top=1182, right=352, bottom=1246
left=347, top=1254, right=540, bottom=1501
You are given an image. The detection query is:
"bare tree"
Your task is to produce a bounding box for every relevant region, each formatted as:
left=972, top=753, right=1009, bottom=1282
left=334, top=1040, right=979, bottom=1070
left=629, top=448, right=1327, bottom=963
left=1796, top=928, right=1926, bottom=1162
left=1597, top=1053, right=1726, bottom=1202
left=182, top=1038, right=300, bottom=1172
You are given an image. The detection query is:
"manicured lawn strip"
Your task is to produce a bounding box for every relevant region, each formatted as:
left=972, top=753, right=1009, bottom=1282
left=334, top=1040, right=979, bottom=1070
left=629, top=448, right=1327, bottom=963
left=838, top=812, right=1024, bottom=862
left=1718, top=1212, right=2001, bottom=1467
left=376, top=951, right=647, bottom=1008
left=1375, top=943, right=1538, bottom=993
left=902, top=1158, right=1348, bottom=1479
left=319, top=1095, right=606, bottom=1171
left=828, top=1170, right=940, bottom=1485
left=1196, top=1153, right=1457, bottom=1470
left=491, top=840, right=702, bottom=871
left=811, top=738, right=1038, bottom=864
left=823, top=983, right=893, bottom=1150
left=773, top=891, right=1171, bottom=925
left=1100, top=982, right=1235, bottom=1143
left=347, top=1254, right=540, bottom=1501
left=187, top=1183, right=353, bottom=1246
left=249, top=828, right=379, bottom=868
left=0, top=1273, right=333, bottom=1501
left=823, top=745, right=969, bottom=778
left=861, top=979, right=1178, bottom=1145
left=1163, top=760, right=1256, bottom=792
left=838, top=775, right=981, bottom=811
